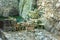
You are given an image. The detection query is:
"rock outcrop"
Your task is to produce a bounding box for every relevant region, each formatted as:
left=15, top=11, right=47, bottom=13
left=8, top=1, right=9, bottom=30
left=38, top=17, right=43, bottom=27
left=0, top=0, right=18, bottom=17
left=42, top=0, right=60, bottom=36
left=0, top=29, right=58, bottom=40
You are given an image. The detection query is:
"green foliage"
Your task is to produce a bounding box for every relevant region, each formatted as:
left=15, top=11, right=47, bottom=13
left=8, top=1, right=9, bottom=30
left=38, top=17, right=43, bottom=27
left=28, top=10, right=40, bottom=19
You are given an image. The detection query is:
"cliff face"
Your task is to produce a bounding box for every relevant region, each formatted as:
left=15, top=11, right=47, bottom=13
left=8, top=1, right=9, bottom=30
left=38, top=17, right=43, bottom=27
left=0, top=0, right=18, bottom=17
left=43, top=0, right=60, bottom=35
left=0, top=0, right=60, bottom=40
left=1, top=0, right=59, bottom=35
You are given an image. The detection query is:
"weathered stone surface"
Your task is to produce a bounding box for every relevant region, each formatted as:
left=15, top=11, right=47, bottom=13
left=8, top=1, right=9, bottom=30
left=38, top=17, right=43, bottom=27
left=35, top=29, right=58, bottom=40
left=0, top=0, right=18, bottom=17
left=38, top=0, right=60, bottom=36
left=0, top=29, right=58, bottom=40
